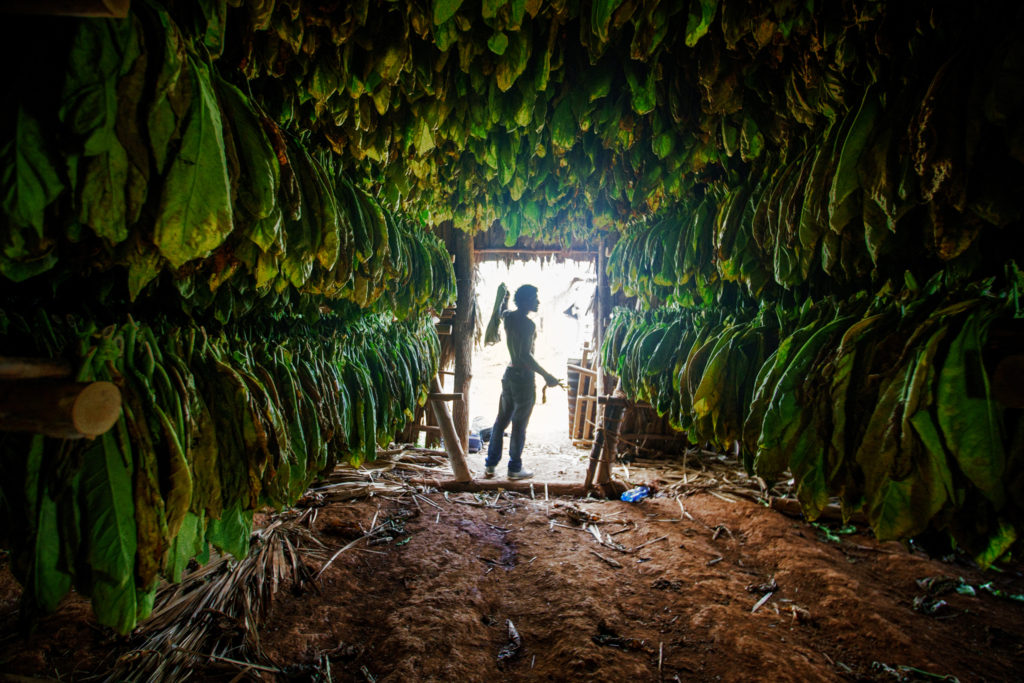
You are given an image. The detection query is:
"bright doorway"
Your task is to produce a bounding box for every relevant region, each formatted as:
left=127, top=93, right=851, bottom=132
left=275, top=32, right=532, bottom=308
left=469, top=258, right=596, bottom=459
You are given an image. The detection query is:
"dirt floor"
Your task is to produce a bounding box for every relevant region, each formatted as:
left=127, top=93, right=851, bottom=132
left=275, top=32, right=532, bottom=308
left=1, top=449, right=1023, bottom=682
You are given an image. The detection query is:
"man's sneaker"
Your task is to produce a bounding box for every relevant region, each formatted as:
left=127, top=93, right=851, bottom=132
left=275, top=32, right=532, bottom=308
left=507, top=469, right=534, bottom=480
left=484, top=465, right=496, bottom=478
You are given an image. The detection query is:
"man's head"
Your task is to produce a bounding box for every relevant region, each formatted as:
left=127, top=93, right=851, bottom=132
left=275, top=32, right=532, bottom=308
left=514, top=285, right=539, bottom=312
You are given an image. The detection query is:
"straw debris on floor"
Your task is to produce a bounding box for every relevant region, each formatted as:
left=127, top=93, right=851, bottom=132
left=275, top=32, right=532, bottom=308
left=105, top=446, right=455, bottom=681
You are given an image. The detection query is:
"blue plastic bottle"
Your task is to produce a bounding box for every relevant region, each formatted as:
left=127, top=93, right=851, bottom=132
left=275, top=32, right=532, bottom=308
left=620, top=485, right=650, bottom=502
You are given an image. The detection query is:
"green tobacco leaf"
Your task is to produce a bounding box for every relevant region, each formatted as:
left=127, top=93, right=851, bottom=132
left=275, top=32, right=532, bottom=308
left=2, top=107, right=65, bottom=237
left=740, top=115, right=763, bottom=161
left=488, top=31, right=509, bottom=55
left=78, top=144, right=129, bottom=245
left=974, top=520, right=1017, bottom=569
left=591, top=0, right=625, bottom=44
left=81, top=433, right=138, bottom=634
left=412, top=118, right=435, bottom=154
left=483, top=0, right=507, bottom=19
left=145, top=6, right=188, bottom=175
left=790, top=425, right=830, bottom=520
left=495, top=30, right=531, bottom=92
left=34, top=489, right=71, bottom=613
left=856, top=359, right=911, bottom=539
left=165, top=511, right=202, bottom=583
left=756, top=316, right=846, bottom=477
left=433, top=0, right=464, bottom=25
left=937, top=310, right=1005, bottom=506
left=550, top=97, right=576, bottom=149
left=625, top=63, right=657, bottom=115
left=868, top=475, right=916, bottom=541
left=685, top=0, right=719, bottom=48
left=206, top=502, right=253, bottom=560
left=691, top=326, right=742, bottom=419
left=59, top=18, right=130, bottom=155
left=58, top=18, right=135, bottom=245
left=828, top=89, right=879, bottom=234
left=828, top=313, right=886, bottom=480
left=214, top=75, right=280, bottom=226
left=153, top=55, right=233, bottom=269
left=25, top=435, right=71, bottom=613
left=127, top=241, right=163, bottom=300
left=197, top=0, right=226, bottom=58
left=0, top=249, right=58, bottom=282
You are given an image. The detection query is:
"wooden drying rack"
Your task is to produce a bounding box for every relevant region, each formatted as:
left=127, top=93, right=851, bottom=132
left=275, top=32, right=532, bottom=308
left=568, top=342, right=600, bottom=447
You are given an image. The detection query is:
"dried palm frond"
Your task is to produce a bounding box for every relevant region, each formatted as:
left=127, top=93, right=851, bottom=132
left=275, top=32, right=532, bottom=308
left=108, top=508, right=327, bottom=682
left=619, top=447, right=774, bottom=501
left=300, top=447, right=451, bottom=505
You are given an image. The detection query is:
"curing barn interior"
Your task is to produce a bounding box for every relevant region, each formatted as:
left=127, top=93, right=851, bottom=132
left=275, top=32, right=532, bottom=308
left=0, top=1, right=1023, bottom=681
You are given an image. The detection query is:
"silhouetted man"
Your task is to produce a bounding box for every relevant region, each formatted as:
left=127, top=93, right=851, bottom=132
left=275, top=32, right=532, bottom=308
left=484, top=285, right=560, bottom=480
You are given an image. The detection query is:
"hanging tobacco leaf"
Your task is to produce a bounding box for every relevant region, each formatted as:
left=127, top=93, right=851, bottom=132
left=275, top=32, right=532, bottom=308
left=1, top=107, right=64, bottom=238
left=153, top=55, right=234, bottom=269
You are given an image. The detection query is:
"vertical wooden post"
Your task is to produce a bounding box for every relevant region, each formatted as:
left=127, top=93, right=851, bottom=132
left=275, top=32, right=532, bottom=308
left=598, top=240, right=602, bottom=401
left=452, top=229, right=475, bottom=451
left=595, top=236, right=610, bottom=398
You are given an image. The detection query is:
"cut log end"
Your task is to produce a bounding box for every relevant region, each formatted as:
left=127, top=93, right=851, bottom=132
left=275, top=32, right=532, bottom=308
left=0, top=378, right=123, bottom=439
left=72, top=381, right=122, bottom=437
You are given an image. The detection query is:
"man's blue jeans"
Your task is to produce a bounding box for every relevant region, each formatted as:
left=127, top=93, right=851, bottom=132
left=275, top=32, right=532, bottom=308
left=485, top=367, right=535, bottom=473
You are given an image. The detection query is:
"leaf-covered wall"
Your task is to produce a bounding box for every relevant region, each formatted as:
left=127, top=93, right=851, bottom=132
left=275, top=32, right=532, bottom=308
left=0, top=1, right=456, bottom=634
left=592, top=1, right=1024, bottom=564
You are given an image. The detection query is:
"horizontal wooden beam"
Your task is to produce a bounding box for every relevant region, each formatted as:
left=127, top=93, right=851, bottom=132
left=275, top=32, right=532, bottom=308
left=408, top=476, right=627, bottom=498
left=0, top=356, right=73, bottom=380
left=597, top=396, right=653, bottom=408
left=566, top=363, right=598, bottom=377
left=414, top=425, right=442, bottom=434
left=475, top=249, right=598, bottom=261
left=428, top=392, right=463, bottom=401
left=0, top=379, right=121, bottom=439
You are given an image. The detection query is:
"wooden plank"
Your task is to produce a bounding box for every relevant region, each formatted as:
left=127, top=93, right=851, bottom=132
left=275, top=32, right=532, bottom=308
left=415, top=425, right=442, bottom=434
left=566, top=363, right=597, bottom=377
left=427, top=392, right=464, bottom=401
left=583, top=391, right=596, bottom=442
left=571, top=374, right=588, bottom=440
left=408, top=476, right=627, bottom=498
